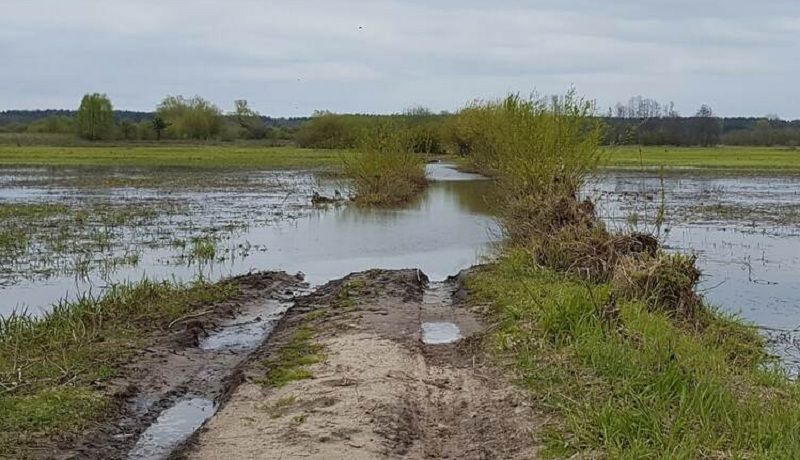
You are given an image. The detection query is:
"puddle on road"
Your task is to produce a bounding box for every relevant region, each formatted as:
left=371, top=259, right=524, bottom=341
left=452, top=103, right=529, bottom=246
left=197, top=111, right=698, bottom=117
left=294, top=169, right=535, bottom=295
left=422, top=322, right=462, bottom=344
left=200, top=299, right=292, bottom=351
left=128, top=397, right=215, bottom=460
left=422, top=281, right=456, bottom=308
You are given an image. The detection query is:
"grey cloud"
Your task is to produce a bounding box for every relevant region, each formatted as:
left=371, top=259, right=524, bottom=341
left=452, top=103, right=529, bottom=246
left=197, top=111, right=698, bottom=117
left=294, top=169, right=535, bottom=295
left=1, top=0, right=798, bottom=118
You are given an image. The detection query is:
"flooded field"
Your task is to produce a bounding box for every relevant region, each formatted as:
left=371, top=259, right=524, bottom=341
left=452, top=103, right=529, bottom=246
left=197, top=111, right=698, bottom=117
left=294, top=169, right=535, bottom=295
left=4, top=165, right=800, bottom=368
left=0, top=163, right=495, bottom=317
left=593, top=172, right=800, bottom=371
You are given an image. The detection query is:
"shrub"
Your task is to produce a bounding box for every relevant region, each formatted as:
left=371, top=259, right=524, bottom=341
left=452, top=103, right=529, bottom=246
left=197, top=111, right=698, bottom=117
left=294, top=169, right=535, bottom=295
left=342, top=121, right=427, bottom=206
left=295, top=112, right=365, bottom=149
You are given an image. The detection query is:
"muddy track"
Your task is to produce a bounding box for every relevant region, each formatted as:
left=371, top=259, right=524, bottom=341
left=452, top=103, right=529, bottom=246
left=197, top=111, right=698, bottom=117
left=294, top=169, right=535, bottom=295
left=56, top=271, right=308, bottom=460
left=178, top=269, right=541, bottom=459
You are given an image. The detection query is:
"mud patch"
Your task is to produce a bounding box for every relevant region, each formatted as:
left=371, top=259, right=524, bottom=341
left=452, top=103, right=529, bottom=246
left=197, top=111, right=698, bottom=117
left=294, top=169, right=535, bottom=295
left=185, top=269, right=540, bottom=459
left=58, top=271, right=307, bottom=460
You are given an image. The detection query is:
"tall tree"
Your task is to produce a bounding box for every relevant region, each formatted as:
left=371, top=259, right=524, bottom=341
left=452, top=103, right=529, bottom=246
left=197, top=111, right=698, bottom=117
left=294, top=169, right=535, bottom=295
left=76, top=93, right=114, bottom=140
left=693, top=104, right=721, bottom=147
left=151, top=116, right=169, bottom=141
left=233, top=99, right=267, bottom=139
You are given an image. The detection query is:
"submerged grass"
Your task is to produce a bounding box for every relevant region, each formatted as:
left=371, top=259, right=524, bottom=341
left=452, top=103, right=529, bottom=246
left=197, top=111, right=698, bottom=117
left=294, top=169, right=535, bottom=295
left=469, top=253, right=800, bottom=458
left=0, top=278, right=239, bottom=457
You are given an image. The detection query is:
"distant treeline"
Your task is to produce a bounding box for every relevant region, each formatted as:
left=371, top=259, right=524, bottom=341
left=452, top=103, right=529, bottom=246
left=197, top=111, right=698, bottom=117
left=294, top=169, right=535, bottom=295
left=0, top=98, right=309, bottom=143
left=2, top=94, right=799, bottom=147
left=0, top=109, right=308, bottom=128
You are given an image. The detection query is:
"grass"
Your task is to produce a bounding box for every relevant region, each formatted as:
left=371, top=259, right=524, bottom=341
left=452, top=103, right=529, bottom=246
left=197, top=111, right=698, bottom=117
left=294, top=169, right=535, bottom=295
left=261, top=326, right=326, bottom=388
left=453, top=92, right=800, bottom=457
left=607, top=146, right=800, bottom=172
left=469, top=252, right=800, bottom=458
left=0, top=278, right=239, bottom=457
left=0, top=145, right=350, bottom=169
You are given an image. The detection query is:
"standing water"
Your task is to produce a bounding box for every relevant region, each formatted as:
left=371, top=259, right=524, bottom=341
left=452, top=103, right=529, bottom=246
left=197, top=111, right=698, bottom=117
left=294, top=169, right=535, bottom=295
left=0, top=163, right=497, bottom=316
left=593, top=171, right=800, bottom=373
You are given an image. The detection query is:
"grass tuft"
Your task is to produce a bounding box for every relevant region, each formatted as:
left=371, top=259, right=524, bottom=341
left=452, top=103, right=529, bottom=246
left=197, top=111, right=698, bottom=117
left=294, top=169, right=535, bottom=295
left=261, top=326, right=325, bottom=388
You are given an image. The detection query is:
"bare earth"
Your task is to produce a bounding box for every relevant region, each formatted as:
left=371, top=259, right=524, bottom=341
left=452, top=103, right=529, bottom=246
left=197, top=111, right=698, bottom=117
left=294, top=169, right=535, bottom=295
left=185, top=269, right=541, bottom=459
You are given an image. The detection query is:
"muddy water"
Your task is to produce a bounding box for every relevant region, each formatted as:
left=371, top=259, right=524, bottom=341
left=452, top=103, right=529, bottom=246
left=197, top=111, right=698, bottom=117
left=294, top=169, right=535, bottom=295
left=128, top=398, right=215, bottom=460
left=422, top=322, right=462, bottom=344
left=592, top=172, right=800, bottom=371
left=0, top=163, right=496, bottom=317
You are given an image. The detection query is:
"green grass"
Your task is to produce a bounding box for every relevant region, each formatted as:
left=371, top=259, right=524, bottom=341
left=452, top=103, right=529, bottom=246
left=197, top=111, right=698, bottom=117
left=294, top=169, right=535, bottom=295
left=0, top=203, right=70, bottom=220
left=0, top=145, right=350, bottom=169
left=607, top=146, right=800, bottom=171
left=0, top=278, right=239, bottom=457
left=469, top=252, right=800, bottom=458
left=261, top=326, right=325, bottom=388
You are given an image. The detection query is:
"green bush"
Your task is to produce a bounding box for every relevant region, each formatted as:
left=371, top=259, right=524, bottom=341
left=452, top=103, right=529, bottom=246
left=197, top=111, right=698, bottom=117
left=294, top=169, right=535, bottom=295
left=342, top=121, right=427, bottom=206
left=157, top=95, right=223, bottom=140
left=295, top=112, right=366, bottom=149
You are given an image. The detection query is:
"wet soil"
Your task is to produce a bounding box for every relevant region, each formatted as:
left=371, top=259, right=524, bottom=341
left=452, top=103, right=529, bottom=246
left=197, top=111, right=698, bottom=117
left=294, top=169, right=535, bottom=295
left=47, top=271, right=307, bottom=460
left=181, top=269, right=540, bottom=459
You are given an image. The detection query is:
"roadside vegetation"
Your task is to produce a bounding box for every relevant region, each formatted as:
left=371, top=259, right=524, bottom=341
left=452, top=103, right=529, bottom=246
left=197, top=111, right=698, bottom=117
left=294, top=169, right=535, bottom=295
left=455, top=91, right=800, bottom=457
left=0, top=278, right=240, bottom=457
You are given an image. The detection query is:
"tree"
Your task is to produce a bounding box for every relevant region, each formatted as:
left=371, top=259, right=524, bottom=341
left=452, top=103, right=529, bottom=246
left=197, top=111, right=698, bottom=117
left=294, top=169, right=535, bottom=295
left=233, top=99, right=267, bottom=139
left=76, top=93, right=114, bottom=140
left=119, top=120, right=136, bottom=140
left=151, top=116, right=169, bottom=141
left=156, top=95, right=222, bottom=140
left=693, top=104, right=721, bottom=147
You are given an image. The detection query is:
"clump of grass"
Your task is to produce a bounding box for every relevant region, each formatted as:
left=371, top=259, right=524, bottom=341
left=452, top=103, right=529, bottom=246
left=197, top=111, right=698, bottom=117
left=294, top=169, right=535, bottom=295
left=342, top=121, right=427, bottom=206
left=611, top=253, right=702, bottom=320
left=0, top=278, right=239, bottom=456
left=190, top=235, right=218, bottom=261
left=468, top=253, right=800, bottom=458
left=261, top=326, right=325, bottom=387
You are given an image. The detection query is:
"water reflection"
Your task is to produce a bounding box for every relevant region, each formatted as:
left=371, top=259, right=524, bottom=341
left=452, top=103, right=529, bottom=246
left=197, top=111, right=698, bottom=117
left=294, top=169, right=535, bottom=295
left=0, top=164, right=497, bottom=316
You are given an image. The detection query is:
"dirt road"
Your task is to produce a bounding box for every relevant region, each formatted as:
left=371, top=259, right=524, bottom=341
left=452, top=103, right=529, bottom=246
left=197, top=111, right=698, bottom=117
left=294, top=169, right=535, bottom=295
left=182, top=269, right=540, bottom=459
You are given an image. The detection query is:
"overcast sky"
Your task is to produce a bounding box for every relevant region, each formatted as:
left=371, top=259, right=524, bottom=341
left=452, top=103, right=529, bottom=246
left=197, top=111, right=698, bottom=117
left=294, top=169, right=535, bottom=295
left=2, top=0, right=799, bottom=118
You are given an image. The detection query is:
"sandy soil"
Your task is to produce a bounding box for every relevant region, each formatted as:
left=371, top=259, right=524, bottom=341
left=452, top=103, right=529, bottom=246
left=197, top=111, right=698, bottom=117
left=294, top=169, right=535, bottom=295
left=185, top=269, right=540, bottom=459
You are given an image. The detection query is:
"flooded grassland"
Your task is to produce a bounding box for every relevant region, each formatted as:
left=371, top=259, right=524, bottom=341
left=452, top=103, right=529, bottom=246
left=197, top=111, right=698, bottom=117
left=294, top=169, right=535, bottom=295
left=592, top=171, right=800, bottom=372
left=5, top=160, right=800, bottom=458
left=0, top=163, right=495, bottom=317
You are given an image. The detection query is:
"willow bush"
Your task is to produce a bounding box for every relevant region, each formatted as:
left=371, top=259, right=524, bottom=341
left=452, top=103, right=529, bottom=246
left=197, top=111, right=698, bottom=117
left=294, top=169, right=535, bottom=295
left=342, top=120, right=427, bottom=206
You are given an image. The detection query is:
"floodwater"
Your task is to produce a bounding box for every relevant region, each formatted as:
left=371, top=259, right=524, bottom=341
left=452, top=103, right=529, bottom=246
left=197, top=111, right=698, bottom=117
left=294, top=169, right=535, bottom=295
left=127, top=397, right=215, bottom=460
left=5, top=165, right=800, bottom=369
left=0, top=163, right=497, bottom=317
left=421, top=322, right=462, bottom=344
left=592, top=171, right=800, bottom=371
